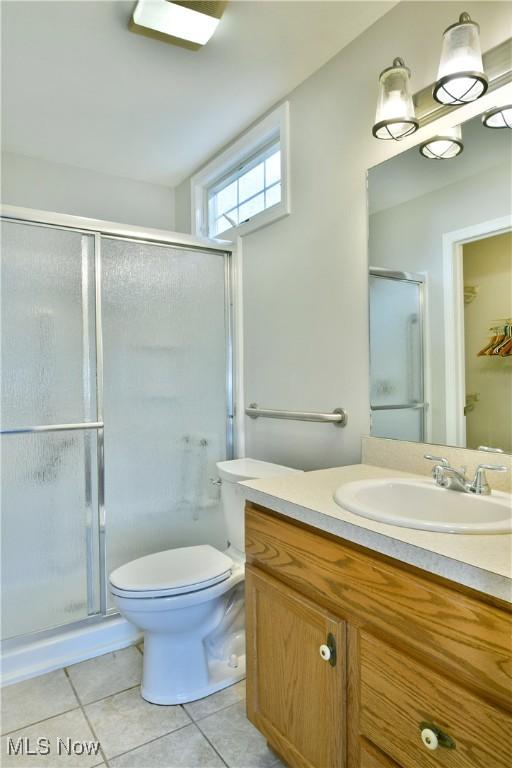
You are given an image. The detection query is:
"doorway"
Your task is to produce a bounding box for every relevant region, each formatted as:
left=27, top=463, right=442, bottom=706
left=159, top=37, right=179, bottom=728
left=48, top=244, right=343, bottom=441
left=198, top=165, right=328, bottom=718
left=462, top=231, right=512, bottom=452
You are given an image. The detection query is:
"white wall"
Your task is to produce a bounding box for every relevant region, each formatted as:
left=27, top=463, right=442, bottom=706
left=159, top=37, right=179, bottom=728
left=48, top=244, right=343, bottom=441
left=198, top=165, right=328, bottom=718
left=1, top=152, right=175, bottom=230
left=175, top=1, right=511, bottom=470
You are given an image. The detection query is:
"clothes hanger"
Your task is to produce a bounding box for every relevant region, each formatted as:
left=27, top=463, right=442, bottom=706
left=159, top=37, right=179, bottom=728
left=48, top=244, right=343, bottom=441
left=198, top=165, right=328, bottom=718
left=477, top=326, right=501, bottom=356
left=478, top=326, right=503, bottom=356
left=491, top=322, right=511, bottom=355
left=498, top=323, right=512, bottom=356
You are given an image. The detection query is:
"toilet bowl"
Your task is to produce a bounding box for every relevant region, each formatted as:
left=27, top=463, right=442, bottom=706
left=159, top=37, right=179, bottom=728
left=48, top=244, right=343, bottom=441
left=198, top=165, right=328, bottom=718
left=110, top=458, right=302, bottom=705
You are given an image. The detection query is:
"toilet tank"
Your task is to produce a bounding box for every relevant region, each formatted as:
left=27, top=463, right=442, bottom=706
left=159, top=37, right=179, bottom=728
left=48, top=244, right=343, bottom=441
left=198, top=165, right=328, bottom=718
left=215, top=459, right=303, bottom=553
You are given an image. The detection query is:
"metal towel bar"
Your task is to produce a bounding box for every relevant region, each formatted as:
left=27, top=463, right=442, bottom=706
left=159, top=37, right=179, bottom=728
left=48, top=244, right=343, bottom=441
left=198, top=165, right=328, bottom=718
left=1, top=421, right=104, bottom=435
left=245, top=403, right=347, bottom=427
left=370, top=404, right=425, bottom=411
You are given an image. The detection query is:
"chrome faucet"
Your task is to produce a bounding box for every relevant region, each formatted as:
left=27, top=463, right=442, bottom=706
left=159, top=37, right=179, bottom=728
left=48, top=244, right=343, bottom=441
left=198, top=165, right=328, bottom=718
left=424, top=454, right=507, bottom=495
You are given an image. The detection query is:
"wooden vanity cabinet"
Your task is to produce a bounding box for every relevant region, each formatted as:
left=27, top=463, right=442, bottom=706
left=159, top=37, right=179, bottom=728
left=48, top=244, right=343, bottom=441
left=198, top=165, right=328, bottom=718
left=245, top=502, right=512, bottom=768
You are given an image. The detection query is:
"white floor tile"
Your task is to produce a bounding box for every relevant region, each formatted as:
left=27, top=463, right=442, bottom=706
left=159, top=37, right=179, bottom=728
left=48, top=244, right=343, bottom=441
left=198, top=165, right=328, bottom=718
left=1, top=670, right=78, bottom=735
left=184, top=680, right=246, bottom=722
left=198, top=701, right=280, bottom=768
left=110, top=723, right=225, bottom=768
left=84, top=687, right=190, bottom=759
left=66, top=647, right=142, bottom=705
left=1, top=709, right=101, bottom=767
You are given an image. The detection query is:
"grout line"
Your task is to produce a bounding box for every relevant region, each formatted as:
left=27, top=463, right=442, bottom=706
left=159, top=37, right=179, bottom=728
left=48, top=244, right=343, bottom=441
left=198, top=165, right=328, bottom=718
left=2, top=672, right=246, bottom=766
left=105, top=718, right=195, bottom=762
left=76, top=682, right=244, bottom=763
left=73, top=683, right=141, bottom=708
left=1, top=705, right=82, bottom=737
left=185, top=695, right=246, bottom=724
left=65, top=667, right=110, bottom=768
left=65, top=668, right=82, bottom=709
left=193, top=718, right=229, bottom=767
left=80, top=706, right=110, bottom=768
left=0, top=667, right=86, bottom=736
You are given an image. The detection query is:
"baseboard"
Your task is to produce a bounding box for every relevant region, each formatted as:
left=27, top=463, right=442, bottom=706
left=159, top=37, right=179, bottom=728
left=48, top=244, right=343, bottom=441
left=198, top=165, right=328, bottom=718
left=1, top=616, right=142, bottom=687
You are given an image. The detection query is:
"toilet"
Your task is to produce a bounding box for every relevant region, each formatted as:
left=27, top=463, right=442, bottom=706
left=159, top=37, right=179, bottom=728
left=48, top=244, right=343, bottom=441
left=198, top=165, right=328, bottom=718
left=109, top=458, right=302, bottom=705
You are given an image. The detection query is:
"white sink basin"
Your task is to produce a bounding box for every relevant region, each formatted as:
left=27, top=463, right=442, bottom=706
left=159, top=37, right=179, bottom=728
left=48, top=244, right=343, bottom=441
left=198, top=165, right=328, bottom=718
left=333, top=478, right=512, bottom=534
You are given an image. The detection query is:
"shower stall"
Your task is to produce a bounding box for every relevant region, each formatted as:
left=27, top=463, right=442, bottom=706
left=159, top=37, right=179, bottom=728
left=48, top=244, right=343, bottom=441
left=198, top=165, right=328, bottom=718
left=0, top=209, right=234, bottom=662
left=369, top=268, right=427, bottom=442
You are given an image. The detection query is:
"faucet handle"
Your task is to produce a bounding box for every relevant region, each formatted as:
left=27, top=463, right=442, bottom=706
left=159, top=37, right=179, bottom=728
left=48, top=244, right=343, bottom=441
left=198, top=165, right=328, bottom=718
left=475, top=463, right=507, bottom=472
left=469, top=464, right=508, bottom=495
left=424, top=454, right=450, bottom=484
left=424, top=454, right=449, bottom=466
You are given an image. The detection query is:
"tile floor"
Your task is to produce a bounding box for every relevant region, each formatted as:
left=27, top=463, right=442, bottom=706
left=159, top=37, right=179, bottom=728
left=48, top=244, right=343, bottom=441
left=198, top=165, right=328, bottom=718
left=0, top=645, right=283, bottom=768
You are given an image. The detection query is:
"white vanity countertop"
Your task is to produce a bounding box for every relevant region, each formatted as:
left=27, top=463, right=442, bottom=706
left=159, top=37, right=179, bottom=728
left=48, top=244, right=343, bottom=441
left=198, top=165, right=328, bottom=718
left=241, top=463, right=512, bottom=603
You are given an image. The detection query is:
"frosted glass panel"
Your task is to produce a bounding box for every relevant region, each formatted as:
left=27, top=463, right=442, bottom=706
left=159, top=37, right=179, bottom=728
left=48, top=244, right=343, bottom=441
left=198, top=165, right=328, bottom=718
left=102, top=239, right=229, bottom=595
left=1, top=430, right=99, bottom=639
left=369, top=276, right=423, bottom=407
left=1, top=220, right=96, bottom=429
left=371, top=408, right=423, bottom=441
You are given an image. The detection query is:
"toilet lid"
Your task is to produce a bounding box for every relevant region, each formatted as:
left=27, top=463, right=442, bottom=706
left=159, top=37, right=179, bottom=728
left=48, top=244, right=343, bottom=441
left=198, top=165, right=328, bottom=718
left=109, top=545, right=233, bottom=597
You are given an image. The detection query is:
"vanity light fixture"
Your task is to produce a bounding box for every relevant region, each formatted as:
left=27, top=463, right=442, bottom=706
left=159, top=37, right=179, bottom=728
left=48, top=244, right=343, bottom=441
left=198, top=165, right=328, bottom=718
left=419, top=125, right=463, bottom=160
left=372, top=58, right=419, bottom=141
left=482, top=105, right=512, bottom=129
left=433, top=12, right=487, bottom=105
left=130, top=0, right=227, bottom=50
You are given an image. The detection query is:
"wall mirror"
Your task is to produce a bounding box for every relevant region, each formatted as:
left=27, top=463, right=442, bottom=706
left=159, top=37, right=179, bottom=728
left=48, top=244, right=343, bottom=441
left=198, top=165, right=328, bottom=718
left=368, top=113, right=512, bottom=454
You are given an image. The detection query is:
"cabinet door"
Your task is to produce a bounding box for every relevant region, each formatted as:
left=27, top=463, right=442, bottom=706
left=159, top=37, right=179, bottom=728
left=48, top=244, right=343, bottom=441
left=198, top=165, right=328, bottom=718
left=246, top=565, right=346, bottom=768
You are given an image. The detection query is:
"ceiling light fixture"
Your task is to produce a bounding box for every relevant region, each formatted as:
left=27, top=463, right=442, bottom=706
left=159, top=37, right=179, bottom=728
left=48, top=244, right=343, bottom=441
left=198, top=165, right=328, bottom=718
left=482, top=105, right=512, bottom=129
left=419, top=125, right=463, bottom=159
left=372, top=58, right=419, bottom=141
left=130, top=1, right=227, bottom=50
left=433, top=12, right=487, bottom=105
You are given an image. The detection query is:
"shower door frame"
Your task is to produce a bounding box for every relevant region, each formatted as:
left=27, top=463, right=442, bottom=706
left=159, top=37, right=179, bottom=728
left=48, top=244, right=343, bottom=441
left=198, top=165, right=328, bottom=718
left=1, top=204, right=235, bottom=637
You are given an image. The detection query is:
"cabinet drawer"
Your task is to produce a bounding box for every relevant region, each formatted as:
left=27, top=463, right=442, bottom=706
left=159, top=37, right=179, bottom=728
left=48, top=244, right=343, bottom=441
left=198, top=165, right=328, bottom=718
left=360, top=740, right=401, bottom=767
left=359, top=632, right=512, bottom=768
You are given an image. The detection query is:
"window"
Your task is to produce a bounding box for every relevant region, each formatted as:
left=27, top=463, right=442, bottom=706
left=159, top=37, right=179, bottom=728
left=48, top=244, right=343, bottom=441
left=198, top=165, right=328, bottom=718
left=191, top=103, right=290, bottom=239
left=207, top=142, right=281, bottom=237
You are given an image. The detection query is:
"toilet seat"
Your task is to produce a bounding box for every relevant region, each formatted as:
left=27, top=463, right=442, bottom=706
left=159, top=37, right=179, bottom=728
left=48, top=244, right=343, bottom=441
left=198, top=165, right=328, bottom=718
left=109, top=545, right=233, bottom=599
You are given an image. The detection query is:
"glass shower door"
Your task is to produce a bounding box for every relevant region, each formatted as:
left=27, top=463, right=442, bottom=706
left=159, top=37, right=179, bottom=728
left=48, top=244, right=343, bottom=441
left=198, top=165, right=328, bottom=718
left=101, top=238, right=230, bottom=599
left=1, top=220, right=100, bottom=639
left=369, top=272, right=426, bottom=441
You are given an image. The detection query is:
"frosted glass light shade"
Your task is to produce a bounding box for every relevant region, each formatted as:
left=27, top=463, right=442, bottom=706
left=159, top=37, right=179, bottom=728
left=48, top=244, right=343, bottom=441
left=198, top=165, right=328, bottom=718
left=482, top=105, right=512, bottom=129
left=419, top=125, right=463, bottom=159
left=372, top=58, right=419, bottom=141
left=433, top=13, right=487, bottom=105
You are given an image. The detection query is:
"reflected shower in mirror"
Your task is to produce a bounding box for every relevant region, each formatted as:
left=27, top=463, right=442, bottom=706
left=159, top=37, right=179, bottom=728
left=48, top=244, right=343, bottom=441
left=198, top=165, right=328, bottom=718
left=368, top=114, right=512, bottom=453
